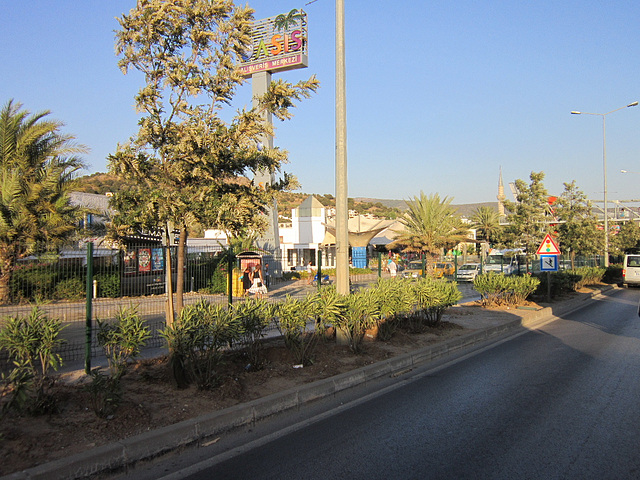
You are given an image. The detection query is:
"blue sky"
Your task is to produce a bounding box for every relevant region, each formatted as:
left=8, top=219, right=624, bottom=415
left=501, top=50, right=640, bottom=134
left=2, top=1, right=640, bottom=206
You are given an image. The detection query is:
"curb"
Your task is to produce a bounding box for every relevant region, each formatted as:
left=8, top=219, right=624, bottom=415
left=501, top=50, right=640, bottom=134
left=4, top=286, right=615, bottom=480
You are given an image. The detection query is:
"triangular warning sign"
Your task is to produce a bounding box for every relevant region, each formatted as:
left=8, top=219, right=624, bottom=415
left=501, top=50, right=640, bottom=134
left=536, top=234, right=561, bottom=255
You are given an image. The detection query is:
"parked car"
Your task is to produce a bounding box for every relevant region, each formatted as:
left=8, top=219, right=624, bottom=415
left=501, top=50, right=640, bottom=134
left=457, top=263, right=480, bottom=282
left=402, top=260, right=424, bottom=278
left=434, top=262, right=455, bottom=278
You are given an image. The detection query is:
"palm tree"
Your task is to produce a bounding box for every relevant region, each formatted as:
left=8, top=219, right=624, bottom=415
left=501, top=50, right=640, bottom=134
left=274, top=9, right=303, bottom=31
left=389, top=192, right=468, bottom=269
left=470, top=206, right=500, bottom=243
left=0, top=100, right=86, bottom=304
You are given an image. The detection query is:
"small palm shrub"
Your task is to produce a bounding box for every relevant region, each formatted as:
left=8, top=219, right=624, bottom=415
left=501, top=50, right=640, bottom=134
left=162, top=300, right=242, bottom=390
left=569, top=267, right=605, bottom=289
left=507, top=275, right=540, bottom=305
left=96, top=306, right=151, bottom=379
left=534, top=271, right=580, bottom=298
left=0, top=307, right=65, bottom=415
left=275, top=295, right=318, bottom=365
left=410, top=277, right=462, bottom=328
left=333, top=288, right=380, bottom=354
left=474, top=272, right=510, bottom=306
left=308, top=286, right=345, bottom=338
left=232, top=298, right=273, bottom=369
left=88, top=306, right=151, bottom=418
left=368, top=279, right=413, bottom=340
left=475, top=272, right=540, bottom=306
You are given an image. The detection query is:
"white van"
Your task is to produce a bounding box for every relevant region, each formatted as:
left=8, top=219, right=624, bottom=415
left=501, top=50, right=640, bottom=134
left=623, top=254, right=640, bottom=286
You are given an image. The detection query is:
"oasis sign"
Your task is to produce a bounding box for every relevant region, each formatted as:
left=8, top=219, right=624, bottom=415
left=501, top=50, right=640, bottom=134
left=239, top=9, right=308, bottom=77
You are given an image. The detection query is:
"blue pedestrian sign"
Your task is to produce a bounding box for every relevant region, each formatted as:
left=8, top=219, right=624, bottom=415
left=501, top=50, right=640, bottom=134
left=540, top=255, right=559, bottom=272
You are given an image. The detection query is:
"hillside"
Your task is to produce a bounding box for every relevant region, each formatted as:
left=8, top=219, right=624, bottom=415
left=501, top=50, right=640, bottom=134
left=74, top=174, right=498, bottom=220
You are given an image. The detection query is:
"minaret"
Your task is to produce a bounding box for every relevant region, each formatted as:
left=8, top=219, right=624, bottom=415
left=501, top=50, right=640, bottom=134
left=497, top=167, right=506, bottom=220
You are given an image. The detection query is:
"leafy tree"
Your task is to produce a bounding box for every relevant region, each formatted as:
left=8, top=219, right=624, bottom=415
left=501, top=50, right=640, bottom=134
left=470, top=206, right=501, bottom=244
left=0, top=100, right=86, bottom=304
left=110, top=0, right=318, bottom=318
left=389, top=192, right=468, bottom=269
left=554, top=180, right=602, bottom=268
left=610, top=221, right=640, bottom=255
left=503, top=172, right=551, bottom=265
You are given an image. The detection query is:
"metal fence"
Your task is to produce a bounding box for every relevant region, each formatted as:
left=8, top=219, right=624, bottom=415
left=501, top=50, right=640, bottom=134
left=0, top=244, right=610, bottom=368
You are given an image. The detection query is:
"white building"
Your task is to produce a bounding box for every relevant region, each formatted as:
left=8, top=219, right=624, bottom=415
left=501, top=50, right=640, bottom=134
left=279, top=195, right=335, bottom=270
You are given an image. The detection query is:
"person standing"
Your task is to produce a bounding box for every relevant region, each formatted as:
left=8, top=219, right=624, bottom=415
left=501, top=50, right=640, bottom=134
left=306, top=260, right=315, bottom=284
left=242, top=265, right=253, bottom=296
left=264, top=263, right=271, bottom=288
left=249, top=265, right=267, bottom=299
left=388, top=258, right=398, bottom=278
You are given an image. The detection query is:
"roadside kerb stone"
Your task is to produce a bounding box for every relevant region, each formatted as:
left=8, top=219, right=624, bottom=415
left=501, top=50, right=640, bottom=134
left=250, top=390, right=300, bottom=420
left=359, top=360, right=393, bottom=382
left=6, top=287, right=614, bottom=480
left=297, top=377, right=337, bottom=404
left=4, top=442, right=125, bottom=480
left=332, top=369, right=367, bottom=393
left=194, top=402, right=255, bottom=437
left=120, top=420, right=198, bottom=467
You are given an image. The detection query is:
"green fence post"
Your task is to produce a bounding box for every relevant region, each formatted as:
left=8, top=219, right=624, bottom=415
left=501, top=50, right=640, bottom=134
left=421, top=253, right=426, bottom=278
left=227, top=251, right=234, bottom=306
left=317, top=250, right=323, bottom=291
left=85, top=242, right=94, bottom=375
left=378, top=252, right=382, bottom=278
left=454, top=255, right=458, bottom=281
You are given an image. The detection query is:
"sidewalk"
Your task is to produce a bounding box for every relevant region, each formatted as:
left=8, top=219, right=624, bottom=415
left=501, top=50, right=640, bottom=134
left=4, top=286, right=615, bottom=480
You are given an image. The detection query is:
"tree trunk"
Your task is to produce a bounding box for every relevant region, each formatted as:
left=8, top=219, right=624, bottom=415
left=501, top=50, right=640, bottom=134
left=176, top=227, right=187, bottom=315
left=0, top=252, right=14, bottom=305
left=165, top=245, right=175, bottom=328
left=0, top=268, right=11, bottom=306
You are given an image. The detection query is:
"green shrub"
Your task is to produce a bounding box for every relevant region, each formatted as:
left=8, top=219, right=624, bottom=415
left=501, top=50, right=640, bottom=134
left=603, top=265, right=622, bottom=284
left=232, top=298, right=274, bottom=369
left=410, top=277, right=461, bottom=327
left=0, top=307, right=65, bottom=415
left=534, top=270, right=591, bottom=298
left=199, top=267, right=226, bottom=294
left=95, top=273, right=120, bottom=298
left=10, top=265, right=58, bottom=303
left=53, top=277, right=85, bottom=301
left=96, top=305, right=151, bottom=379
left=282, top=271, right=301, bottom=281
left=475, top=273, right=539, bottom=307
left=275, top=295, right=318, bottom=365
left=84, top=369, right=122, bottom=419
left=506, top=275, right=540, bottom=305
left=332, top=288, right=380, bottom=354
left=568, top=267, right=605, bottom=288
left=162, top=300, right=242, bottom=390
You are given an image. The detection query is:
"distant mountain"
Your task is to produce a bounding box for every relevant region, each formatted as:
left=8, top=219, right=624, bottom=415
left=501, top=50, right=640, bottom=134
left=353, top=197, right=498, bottom=218
left=75, top=174, right=499, bottom=221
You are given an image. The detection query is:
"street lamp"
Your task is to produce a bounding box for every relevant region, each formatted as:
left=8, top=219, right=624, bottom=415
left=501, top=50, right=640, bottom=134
left=571, top=101, right=638, bottom=267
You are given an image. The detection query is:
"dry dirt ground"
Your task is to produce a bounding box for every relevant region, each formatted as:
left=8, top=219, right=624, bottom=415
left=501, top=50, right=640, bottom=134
left=0, top=301, right=538, bottom=476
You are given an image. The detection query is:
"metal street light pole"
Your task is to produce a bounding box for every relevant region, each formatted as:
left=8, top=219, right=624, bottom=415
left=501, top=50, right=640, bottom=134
left=571, top=101, right=638, bottom=267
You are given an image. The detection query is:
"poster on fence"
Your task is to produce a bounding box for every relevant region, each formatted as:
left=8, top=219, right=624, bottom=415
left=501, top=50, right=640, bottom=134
left=124, top=250, right=136, bottom=275
left=138, top=248, right=151, bottom=272
left=152, top=248, right=164, bottom=271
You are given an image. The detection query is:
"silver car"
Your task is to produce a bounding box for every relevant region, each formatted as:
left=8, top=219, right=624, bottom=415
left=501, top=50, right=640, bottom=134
left=457, top=263, right=480, bottom=282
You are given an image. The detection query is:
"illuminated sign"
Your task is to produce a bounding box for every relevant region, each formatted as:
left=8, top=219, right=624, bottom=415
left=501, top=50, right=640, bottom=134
left=239, top=9, right=308, bottom=77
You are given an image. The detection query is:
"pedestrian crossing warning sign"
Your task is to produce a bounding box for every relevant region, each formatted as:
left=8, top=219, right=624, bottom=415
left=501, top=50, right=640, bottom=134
left=536, top=234, right=561, bottom=255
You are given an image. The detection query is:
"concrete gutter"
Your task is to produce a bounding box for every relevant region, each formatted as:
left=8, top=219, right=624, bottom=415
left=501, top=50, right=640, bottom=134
left=3, top=286, right=614, bottom=480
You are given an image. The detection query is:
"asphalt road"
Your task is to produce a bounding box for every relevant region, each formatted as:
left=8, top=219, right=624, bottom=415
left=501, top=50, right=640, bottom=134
left=119, top=287, right=640, bottom=480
